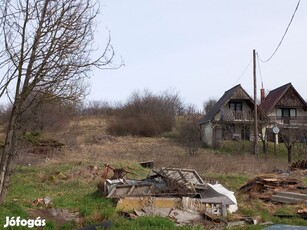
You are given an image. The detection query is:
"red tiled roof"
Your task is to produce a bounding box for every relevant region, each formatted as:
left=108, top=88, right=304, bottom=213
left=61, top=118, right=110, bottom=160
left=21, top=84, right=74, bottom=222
left=260, top=83, right=307, bottom=113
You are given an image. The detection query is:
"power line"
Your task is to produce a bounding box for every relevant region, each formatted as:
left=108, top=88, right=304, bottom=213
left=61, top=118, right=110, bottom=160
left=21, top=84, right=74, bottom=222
left=256, top=53, right=263, bottom=84
left=234, top=58, right=252, bottom=85
left=258, top=0, right=301, bottom=63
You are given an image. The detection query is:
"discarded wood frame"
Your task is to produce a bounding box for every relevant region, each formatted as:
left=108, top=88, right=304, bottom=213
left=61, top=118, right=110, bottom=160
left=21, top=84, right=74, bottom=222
left=107, top=183, right=156, bottom=198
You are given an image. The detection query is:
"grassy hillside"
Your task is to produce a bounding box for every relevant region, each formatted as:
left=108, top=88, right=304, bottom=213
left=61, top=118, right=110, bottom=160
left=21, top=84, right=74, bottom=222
left=0, top=116, right=306, bottom=229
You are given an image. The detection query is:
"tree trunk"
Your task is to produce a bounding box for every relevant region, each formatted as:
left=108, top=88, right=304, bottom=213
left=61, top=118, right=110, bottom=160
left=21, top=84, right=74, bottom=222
left=287, top=146, right=292, bottom=164
left=0, top=149, right=15, bottom=203
left=0, top=108, right=19, bottom=203
left=261, top=139, right=267, bottom=154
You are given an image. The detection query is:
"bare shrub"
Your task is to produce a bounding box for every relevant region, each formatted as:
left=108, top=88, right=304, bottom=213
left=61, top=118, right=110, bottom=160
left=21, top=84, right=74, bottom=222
left=177, top=104, right=202, bottom=155
left=203, top=98, right=217, bottom=114
left=82, top=100, right=115, bottom=116
left=12, top=92, right=76, bottom=133
left=107, top=90, right=182, bottom=137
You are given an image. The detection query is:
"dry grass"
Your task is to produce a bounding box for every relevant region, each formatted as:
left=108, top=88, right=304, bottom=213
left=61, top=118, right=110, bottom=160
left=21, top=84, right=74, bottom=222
left=4, top=116, right=307, bottom=229
left=21, top=116, right=291, bottom=178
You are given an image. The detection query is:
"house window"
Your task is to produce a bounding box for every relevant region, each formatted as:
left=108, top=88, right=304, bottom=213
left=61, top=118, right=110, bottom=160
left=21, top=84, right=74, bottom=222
left=229, top=102, right=242, bottom=111
left=276, top=108, right=296, bottom=119
left=290, top=109, right=296, bottom=117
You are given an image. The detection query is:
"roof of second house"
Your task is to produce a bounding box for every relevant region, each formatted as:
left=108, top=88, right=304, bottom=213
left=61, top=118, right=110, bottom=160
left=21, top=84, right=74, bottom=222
left=260, top=83, right=307, bottom=114
left=198, top=84, right=253, bottom=125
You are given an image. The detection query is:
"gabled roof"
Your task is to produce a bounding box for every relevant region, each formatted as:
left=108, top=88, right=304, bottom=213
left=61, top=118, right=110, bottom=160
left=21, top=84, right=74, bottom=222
left=198, top=84, right=254, bottom=125
left=260, top=83, right=307, bottom=114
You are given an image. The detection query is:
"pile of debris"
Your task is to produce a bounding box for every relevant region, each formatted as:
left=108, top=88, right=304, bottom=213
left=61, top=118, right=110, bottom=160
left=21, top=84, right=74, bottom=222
left=239, top=174, right=307, bottom=204
left=290, top=160, right=307, bottom=170
left=99, top=166, right=238, bottom=225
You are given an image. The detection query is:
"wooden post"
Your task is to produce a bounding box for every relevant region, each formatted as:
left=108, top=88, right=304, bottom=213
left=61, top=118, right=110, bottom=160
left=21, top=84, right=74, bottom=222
left=274, top=133, right=279, bottom=155
left=253, top=49, right=259, bottom=157
left=273, top=126, right=280, bottom=155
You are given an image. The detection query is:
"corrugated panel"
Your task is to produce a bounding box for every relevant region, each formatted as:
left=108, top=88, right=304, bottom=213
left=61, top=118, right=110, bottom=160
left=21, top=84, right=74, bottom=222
left=160, top=168, right=205, bottom=185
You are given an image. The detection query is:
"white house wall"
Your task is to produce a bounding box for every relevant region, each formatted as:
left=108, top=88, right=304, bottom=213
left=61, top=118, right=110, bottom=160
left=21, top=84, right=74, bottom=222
left=200, top=122, right=213, bottom=147
left=242, top=101, right=252, bottom=117
left=214, top=111, right=221, bottom=121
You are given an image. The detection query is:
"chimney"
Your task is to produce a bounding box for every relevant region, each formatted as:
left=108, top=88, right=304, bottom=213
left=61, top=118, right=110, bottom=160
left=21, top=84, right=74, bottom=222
left=260, top=82, right=265, bottom=103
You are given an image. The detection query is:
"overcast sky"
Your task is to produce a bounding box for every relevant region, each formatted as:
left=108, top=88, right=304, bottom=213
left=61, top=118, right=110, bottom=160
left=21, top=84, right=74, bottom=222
left=88, top=0, right=307, bottom=110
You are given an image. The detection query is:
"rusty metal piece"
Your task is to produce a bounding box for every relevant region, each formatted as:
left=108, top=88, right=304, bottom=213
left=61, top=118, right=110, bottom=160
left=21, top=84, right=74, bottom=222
left=101, top=164, right=130, bottom=179
left=112, top=168, right=128, bottom=179
left=101, top=164, right=113, bottom=179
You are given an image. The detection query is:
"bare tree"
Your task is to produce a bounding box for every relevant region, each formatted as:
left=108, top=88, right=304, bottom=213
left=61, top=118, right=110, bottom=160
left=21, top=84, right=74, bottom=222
left=83, top=100, right=114, bottom=116
left=203, top=98, right=217, bottom=114
left=279, top=127, right=306, bottom=164
left=178, top=104, right=202, bottom=156
left=257, top=111, right=271, bottom=156
left=0, top=0, right=117, bottom=202
left=20, top=93, right=76, bottom=132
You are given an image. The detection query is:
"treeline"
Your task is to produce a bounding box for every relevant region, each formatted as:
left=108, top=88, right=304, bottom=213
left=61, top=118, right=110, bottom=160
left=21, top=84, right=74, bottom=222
left=0, top=90, right=201, bottom=141
left=0, top=90, right=206, bottom=155
left=0, top=100, right=75, bottom=133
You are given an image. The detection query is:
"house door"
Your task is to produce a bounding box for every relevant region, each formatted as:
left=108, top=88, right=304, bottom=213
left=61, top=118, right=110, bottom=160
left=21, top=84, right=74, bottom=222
left=241, top=124, right=250, bottom=141
left=213, top=126, right=222, bottom=147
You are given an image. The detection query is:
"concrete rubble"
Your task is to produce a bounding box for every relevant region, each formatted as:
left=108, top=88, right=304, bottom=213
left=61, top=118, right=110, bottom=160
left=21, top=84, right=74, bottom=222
left=100, top=166, right=239, bottom=225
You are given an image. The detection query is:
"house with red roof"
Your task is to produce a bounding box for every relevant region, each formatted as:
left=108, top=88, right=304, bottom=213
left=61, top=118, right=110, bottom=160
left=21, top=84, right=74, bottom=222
left=260, top=83, right=307, bottom=127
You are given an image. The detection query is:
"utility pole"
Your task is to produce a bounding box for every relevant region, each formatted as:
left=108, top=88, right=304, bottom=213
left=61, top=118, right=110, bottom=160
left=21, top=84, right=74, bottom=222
left=253, top=49, right=259, bottom=157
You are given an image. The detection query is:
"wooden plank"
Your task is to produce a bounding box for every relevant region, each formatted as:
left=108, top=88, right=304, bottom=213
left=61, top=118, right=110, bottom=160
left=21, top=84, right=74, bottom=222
left=139, top=161, right=154, bottom=168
